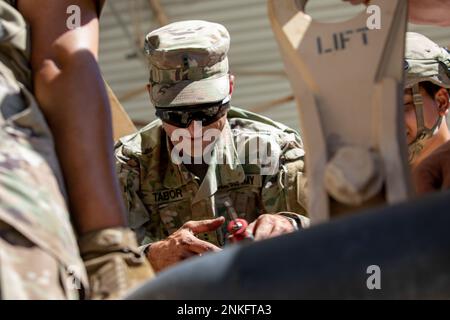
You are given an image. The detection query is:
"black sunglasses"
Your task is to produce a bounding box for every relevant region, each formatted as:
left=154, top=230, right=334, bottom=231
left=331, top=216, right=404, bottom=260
left=155, top=102, right=230, bottom=128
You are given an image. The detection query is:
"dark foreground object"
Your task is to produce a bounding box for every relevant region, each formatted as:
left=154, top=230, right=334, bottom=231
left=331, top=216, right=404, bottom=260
left=126, top=191, right=450, bottom=299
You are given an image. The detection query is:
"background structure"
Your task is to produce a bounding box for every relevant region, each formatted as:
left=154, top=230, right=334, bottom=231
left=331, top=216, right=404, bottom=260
left=99, top=0, right=450, bottom=131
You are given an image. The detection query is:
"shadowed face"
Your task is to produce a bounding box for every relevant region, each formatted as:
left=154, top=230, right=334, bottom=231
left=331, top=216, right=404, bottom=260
left=150, top=75, right=235, bottom=157
left=403, top=85, right=450, bottom=166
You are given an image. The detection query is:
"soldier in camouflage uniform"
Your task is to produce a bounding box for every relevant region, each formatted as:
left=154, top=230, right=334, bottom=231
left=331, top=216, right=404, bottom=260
left=404, top=33, right=450, bottom=168
left=403, top=32, right=450, bottom=193
left=0, top=0, right=153, bottom=299
left=115, top=20, right=309, bottom=272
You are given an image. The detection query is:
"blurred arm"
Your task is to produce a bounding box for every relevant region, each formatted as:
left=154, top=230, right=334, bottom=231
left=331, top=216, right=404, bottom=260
left=18, top=0, right=126, bottom=234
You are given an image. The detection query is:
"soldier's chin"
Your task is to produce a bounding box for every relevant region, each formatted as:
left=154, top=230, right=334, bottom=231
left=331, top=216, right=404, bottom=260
left=184, top=147, right=205, bottom=159
left=184, top=143, right=215, bottom=159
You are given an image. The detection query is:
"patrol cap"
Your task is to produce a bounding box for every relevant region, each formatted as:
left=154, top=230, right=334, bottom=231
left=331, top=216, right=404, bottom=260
left=144, top=20, right=231, bottom=108
left=404, top=32, right=450, bottom=89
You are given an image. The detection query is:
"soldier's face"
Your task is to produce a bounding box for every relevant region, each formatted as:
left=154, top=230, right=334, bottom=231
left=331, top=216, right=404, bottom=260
left=403, top=87, right=449, bottom=144
left=403, top=87, right=442, bottom=145
left=163, top=113, right=228, bottom=154
left=403, top=86, right=450, bottom=167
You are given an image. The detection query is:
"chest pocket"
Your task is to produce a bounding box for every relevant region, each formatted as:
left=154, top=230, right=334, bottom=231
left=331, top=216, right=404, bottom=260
left=213, top=187, right=261, bottom=246
left=235, top=189, right=261, bottom=221
left=215, top=187, right=262, bottom=223
left=157, top=199, right=192, bottom=235
left=157, top=198, right=227, bottom=250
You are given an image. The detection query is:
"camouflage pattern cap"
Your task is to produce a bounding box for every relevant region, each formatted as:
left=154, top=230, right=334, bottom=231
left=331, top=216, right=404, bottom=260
left=144, top=20, right=231, bottom=108
left=405, top=32, right=450, bottom=89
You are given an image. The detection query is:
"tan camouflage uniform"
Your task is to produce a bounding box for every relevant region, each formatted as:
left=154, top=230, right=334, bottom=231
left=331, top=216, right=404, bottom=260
left=0, top=0, right=87, bottom=299
left=116, top=108, right=308, bottom=247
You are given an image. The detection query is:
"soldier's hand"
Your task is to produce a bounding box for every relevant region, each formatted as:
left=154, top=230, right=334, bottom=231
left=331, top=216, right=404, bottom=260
left=248, top=214, right=295, bottom=241
left=147, top=217, right=224, bottom=272
left=412, top=140, right=450, bottom=195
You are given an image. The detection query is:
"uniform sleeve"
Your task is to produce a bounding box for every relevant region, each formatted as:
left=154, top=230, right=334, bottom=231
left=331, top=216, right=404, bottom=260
left=283, top=157, right=308, bottom=216
left=115, top=142, right=154, bottom=245
left=260, top=130, right=309, bottom=217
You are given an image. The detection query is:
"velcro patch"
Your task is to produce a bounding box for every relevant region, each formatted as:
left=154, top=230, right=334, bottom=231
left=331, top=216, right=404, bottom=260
left=152, top=188, right=184, bottom=203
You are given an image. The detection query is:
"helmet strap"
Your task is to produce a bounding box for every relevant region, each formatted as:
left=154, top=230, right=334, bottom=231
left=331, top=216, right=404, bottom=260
left=408, top=83, right=444, bottom=163
left=412, top=84, right=426, bottom=134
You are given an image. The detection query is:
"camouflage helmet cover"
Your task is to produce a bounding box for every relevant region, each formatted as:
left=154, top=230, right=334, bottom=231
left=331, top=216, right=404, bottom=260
left=144, top=20, right=231, bottom=108
left=404, top=32, right=450, bottom=89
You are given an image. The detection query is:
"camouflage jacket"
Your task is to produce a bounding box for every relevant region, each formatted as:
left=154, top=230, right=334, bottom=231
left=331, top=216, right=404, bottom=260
left=0, top=0, right=87, bottom=298
left=115, top=107, right=308, bottom=247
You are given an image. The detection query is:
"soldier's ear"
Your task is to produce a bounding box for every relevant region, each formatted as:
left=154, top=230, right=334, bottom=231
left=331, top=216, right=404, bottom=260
left=436, top=87, right=449, bottom=116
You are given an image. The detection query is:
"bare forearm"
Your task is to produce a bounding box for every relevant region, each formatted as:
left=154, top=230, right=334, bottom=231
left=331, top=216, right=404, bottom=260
left=409, top=0, right=450, bottom=26
left=18, top=0, right=127, bottom=234
left=35, top=54, right=126, bottom=234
